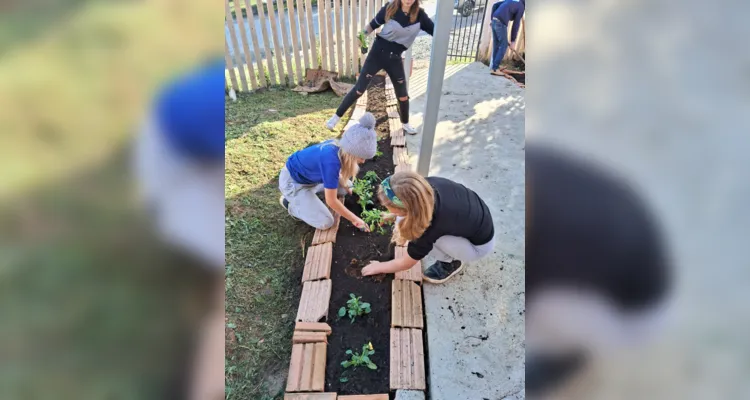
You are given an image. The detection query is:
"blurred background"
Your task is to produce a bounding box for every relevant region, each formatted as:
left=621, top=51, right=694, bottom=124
left=528, top=0, right=750, bottom=398
left=0, top=0, right=221, bottom=398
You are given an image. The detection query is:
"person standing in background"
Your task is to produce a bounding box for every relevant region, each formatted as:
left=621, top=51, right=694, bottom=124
left=490, top=0, right=525, bottom=75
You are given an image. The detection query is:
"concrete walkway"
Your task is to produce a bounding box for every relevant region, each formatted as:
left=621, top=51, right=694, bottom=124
left=404, top=62, right=526, bottom=400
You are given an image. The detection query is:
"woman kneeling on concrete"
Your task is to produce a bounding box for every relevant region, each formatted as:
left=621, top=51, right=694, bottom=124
left=279, top=113, right=377, bottom=232
left=361, top=171, right=495, bottom=283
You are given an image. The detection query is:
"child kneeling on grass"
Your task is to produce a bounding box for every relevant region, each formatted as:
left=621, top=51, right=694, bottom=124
left=279, top=112, right=378, bottom=232
left=361, top=171, right=496, bottom=283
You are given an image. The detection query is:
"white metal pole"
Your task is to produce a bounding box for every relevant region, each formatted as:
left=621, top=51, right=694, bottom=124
left=416, top=0, right=453, bottom=176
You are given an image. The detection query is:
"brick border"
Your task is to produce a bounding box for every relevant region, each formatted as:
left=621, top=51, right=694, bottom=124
left=385, top=77, right=428, bottom=393
left=286, top=86, right=371, bottom=396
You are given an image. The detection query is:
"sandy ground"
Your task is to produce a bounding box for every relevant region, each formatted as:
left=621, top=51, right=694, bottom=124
left=404, top=62, right=526, bottom=400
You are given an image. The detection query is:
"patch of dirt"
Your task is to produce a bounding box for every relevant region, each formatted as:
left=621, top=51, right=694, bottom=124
left=506, top=71, right=525, bottom=85
left=367, top=76, right=390, bottom=139
left=325, top=77, right=395, bottom=395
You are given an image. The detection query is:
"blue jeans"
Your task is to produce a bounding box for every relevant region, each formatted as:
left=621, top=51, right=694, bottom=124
left=491, top=20, right=508, bottom=70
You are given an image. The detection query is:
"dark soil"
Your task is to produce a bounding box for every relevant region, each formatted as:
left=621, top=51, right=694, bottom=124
left=506, top=71, right=525, bottom=85
left=367, top=75, right=390, bottom=139
left=324, top=76, right=396, bottom=395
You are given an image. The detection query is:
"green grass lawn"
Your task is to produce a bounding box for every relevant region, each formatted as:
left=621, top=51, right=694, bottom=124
left=0, top=0, right=218, bottom=398
left=225, top=88, right=345, bottom=399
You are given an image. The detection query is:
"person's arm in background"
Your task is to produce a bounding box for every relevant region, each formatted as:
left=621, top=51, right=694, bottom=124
left=419, top=9, right=435, bottom=36
left=364, top=5, right=388, bottom=35
left=509, top=4, right=524, bottom=49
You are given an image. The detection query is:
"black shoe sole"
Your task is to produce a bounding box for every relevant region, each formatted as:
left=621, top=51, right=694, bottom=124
left=423, top=263, right=465, bottom=284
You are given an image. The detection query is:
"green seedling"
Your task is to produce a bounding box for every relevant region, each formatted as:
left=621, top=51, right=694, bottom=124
left=341, top=342, right=377, bottom=370
left=357, top=30, right=368, bottom=54
left=352, top=178, right=374, bottom=211
left=361, top=208, right=392, bottom=235
left=338, top=293, right=371, bottom=323
left=374, top=149, right=383, bottom=159
left=363, top=170, right=380, bottom=184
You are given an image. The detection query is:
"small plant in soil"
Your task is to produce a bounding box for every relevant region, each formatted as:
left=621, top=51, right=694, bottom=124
left=374, top=149, right=383, bottom=159
left=338, top=293, right=371, bottom=323
left=352, top=178, right=374, bottom=210
left=361, top=208, right=392, bottom=235
left=341, top=342, right=377, bottom=370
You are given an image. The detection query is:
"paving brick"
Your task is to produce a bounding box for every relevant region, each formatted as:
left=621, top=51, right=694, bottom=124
left=390, top=328, right=426, bottom=390
left=391, top=134, right=406, bottom=147
left=388, top=111, right=400, bottom=119
left=392, top=280, right=424, bottom=329
left=286, top=342, right=327, bottom=392
left=393, top=147, right=409, bottom=165
left=395, top=163, right=412, bottom=174
left=356, top=91, right=368, bottom=106
left=294, top=322, right=332, bottom=334
left=296, top=280, right=332, bottom=322
left=293, top=331, right=328, bottom=344
left=302, top=243, right=333, bottom=282
left=284, top=393, right=337, bottom=400
left=338, top=395, right=389, bottom=400
left=394, top=247, right=422, bottom=283
left=311, top=210, right=340, bottom=245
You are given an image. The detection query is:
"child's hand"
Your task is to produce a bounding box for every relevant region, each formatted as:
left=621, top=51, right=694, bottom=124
left=381, top=212, right=396, bottom=223
left=353, top=217, right=371, bottom=232
left=347, top=187, right=353, bottom=196
left=362, top=261, right=382, bottom=276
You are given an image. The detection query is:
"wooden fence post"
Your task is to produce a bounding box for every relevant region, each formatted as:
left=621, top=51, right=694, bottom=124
left=225, top=40, right=240, bottom=91
left=237, top=0, right=267, bottom=87
left=319, top=0, right=329, bottom=70
left=286, top=0, right=304, bottom=84
left=225, top=0, right=254, bottom=91
left=305, top=0, right=318, bottom=69
left=278, top=0, right=295, bottom=85
left=265, top=0, right=289, bottom=84
left=335, top=0, right=344, bottom=74
left=296, top=0, right=311, bottom=73
left=253, top=0, right=278, bottom=85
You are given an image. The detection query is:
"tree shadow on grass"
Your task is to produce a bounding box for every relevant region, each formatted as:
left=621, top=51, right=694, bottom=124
left=225, top=176, right=318, bottom=399
left=0, top=0, right=123, bottom=55
left=0, top=143, right=216, bottom=398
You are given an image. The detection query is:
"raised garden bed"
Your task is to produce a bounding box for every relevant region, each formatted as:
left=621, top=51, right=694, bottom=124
left=324, top=75, right=397, bottom=395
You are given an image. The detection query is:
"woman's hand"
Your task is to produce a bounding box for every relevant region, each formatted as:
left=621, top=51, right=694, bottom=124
left=362, top=261, right=383, bottom=276
left=352, top=217, right=371, bottom=232
left=381, top=212, right=396, bottom=223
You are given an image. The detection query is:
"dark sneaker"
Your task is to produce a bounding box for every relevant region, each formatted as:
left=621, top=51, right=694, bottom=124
left=423, top=260, right=464, bottom=284
left=279, top=196, right=300, bottom=221
left=526, top=351, right=587, bottom=397
left=279, top=195, right=290, bottom=211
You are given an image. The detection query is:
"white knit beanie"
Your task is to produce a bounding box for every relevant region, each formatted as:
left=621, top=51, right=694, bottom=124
left=339, top=112, right=377, bottom=160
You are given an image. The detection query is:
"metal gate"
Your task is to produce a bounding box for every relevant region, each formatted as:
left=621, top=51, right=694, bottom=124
left=448, top=0, right=490, bottom=62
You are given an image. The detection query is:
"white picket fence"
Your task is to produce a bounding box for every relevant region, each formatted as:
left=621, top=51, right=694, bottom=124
left=225, top=0, right=386, bottom=92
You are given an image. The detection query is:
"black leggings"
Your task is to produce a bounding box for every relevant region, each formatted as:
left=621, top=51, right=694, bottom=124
left=336, top=46, right=410, bottom=124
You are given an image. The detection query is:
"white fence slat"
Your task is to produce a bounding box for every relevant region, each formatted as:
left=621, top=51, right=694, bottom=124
left=253, top=0, right=278, bottom=85
left=225, top=0, right=253, bottom=90
left=305, top=0, right=318, bottom=69
left=285, top=0, right=304, bottom=84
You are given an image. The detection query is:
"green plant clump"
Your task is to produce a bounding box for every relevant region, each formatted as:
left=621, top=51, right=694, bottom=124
left=338, top=293, right=371, bottom=323
left=341, top=342, right=377, bottom=370
left=361, top=208, right=392, bottom=235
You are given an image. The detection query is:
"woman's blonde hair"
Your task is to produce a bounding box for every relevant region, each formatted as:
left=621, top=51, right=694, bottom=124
left=386, top=0, right=420, bottom=24
left=338, top=147, right=360, bottom=188
left=378, top=171, right=434, bottom=245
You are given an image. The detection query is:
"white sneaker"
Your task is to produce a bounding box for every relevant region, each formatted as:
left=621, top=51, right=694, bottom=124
left=403, top=123, right=418, bottom=135
left=325, top=115, right=340, bottom=131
